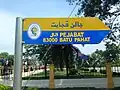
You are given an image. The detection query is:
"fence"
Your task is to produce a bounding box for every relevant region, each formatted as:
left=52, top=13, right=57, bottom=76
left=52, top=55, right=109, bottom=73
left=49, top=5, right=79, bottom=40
left=0, top=64, right=119, bottom=89
left=0, top=65, right=119, bottom=80
left=0, top=65, right=49, bottom=80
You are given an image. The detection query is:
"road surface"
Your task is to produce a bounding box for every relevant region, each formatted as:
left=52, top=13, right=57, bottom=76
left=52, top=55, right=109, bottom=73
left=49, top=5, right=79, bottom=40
left=0, top=77, right=120, bottom=88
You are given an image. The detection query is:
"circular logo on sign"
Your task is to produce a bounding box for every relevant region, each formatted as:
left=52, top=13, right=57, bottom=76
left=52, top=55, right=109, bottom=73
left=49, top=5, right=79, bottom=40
left=27, top=24, right=41, bottom=39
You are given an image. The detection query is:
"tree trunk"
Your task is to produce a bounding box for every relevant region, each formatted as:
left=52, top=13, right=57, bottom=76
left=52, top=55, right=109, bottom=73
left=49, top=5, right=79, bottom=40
left=93, top=66, right=95, bottom=70
left=60, top=62, right=63, bottom=71
left=66, top=58, right=69, bottom=77
left=60, top=51, right=63, bottom=71
left=45, top=61, right=47, bottom=78
left=64, top=46, right=70, bottom=78
left=62, top=48, right=69, bottom=77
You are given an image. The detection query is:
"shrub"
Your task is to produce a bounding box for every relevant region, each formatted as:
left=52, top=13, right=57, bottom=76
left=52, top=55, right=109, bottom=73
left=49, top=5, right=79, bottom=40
left=30, top=67, right=33, bottom=71
left=90, top=69, right=97, bottom=72
left=113, top=72, right=120, bottom=76
left=69, top=68, right=78, bottom=75
left=35, top=67, right=38, bottom=70
left=81, top=68, right=89, bottom=71
left=24, top=69, right=28, bottom=72
left=0, top=84, right=11, bottom=90
left=27, top=87, right=38, bottom=90
left=83, top=68, right=89, bottom=71
left=54, top=68, right=57, bottom=72
left=100, top=70, right=106, bottom=74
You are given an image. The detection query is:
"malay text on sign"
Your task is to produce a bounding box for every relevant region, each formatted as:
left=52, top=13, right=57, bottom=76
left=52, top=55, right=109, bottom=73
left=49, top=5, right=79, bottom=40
left=43, top=32, right=90, bottom=43
left=22, top=17, right=110, bottom=44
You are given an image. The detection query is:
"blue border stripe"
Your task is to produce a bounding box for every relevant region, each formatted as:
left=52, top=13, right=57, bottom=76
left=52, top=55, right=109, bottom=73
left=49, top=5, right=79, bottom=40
left=22, top=30, right=109, bottom=44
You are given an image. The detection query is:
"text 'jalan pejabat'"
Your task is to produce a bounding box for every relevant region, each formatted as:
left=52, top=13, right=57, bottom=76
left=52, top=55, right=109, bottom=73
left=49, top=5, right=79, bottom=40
left=51, top=21, right=83, bottom=28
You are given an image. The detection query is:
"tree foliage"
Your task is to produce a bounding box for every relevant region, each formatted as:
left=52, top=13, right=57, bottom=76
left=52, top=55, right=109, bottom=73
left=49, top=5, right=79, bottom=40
left=0, top=52, right=14, bottom=65
left=66, top=0, right=120, bottom=43
left=104, top=42, right=120, bottom=62
left=89, top=47, right=120, bottom=66
left=23, top=45, right=51, bottom=65
left=91, top=50, right=104, bottom=66
left=67, top=0, right=120, bottom=63
left=0, top=52, right=9, bottom=59
left=23, top=44, right=81, bottom=67
left=23, top=44, right=82, bottom=77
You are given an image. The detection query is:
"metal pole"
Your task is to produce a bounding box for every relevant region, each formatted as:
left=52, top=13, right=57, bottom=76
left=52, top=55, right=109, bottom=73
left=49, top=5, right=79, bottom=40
left=13, top=17, right=22, bottom=90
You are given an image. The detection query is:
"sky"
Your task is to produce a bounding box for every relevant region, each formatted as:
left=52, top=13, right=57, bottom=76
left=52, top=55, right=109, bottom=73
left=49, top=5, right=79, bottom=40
left=0, top=0, right=106, bottom=55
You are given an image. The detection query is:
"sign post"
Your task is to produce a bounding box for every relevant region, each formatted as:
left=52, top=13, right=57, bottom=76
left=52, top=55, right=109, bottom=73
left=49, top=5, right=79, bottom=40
left=12, top=17, right=110, bottom=89
left=13, top=17, right=23, bottom=90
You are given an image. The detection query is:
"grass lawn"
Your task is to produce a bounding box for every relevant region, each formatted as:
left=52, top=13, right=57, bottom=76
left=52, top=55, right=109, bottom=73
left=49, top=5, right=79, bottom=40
left=22, top=69, right=106, bottom=80
left=30, top=72, right=47, bottom=77
left=0, top=84, right=120, bottom=90
left=55, top=70, right=66, bottom=76
left=9, top=87, right=120, bottom=90
left=0, top=84, right=12, bottom=90
left=79, top=70, right=106, bottom=76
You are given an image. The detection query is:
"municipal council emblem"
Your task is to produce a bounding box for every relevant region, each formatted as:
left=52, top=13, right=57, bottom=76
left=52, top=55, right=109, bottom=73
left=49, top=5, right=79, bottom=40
left=27, top=24, right=41, bottom=39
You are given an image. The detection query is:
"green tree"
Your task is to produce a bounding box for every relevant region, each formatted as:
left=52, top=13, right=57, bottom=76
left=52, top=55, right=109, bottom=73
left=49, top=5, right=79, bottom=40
left=23, top=44, right=81, bottom=77
left=67, top=0, right=120, bottom=66
left=66, top=0, right=120, bottom=43
left=104, top=42, right=120, bottom=63
left=23, top=44, right=51, bottom=78
left=51, top=44, right=78, bottom=77
left=89, top=49, right=105, bottom=69
left=0, top=52, right=9, bottom=59
left=0, top=52, right=14, bottom=66
left=8, top=55, right=14, bottom=65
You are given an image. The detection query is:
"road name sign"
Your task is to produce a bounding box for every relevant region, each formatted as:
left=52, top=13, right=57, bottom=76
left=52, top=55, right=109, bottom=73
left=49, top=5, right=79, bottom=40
left=22, top=17, right=110, bottom=44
